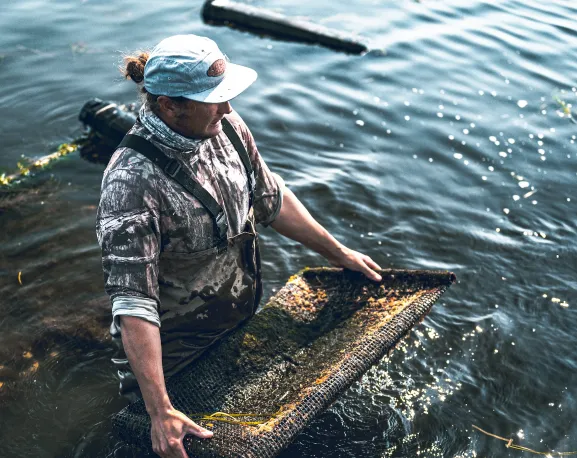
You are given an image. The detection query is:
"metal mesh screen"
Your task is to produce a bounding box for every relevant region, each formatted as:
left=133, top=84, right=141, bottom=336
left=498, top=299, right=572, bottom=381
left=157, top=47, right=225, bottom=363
left=113, top=268, right=455, bottom=457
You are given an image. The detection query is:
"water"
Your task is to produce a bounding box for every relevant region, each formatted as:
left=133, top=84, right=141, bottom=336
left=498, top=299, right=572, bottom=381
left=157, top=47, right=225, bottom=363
left=1, top=0, right=576, bottom=456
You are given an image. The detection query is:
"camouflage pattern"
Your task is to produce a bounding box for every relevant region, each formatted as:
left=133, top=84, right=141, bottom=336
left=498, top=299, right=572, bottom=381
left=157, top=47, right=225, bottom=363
left=96, top=109, right=282, bottom=387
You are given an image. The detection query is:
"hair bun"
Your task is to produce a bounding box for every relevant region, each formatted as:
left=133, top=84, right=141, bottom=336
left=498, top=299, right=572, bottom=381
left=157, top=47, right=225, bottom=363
left=123, top=52, right=149, bottom=84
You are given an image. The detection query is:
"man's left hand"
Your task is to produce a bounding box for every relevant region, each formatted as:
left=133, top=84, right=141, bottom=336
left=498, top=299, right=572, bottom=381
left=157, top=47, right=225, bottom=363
left=328, top=246, right=383, bottom=282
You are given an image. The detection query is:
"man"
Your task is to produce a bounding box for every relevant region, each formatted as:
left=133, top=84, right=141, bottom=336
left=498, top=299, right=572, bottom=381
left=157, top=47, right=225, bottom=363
left=96, top=34, right=382, bottom=458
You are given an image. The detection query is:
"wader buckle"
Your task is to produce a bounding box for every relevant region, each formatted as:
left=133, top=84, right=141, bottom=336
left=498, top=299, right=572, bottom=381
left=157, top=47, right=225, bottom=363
left=164, top=160, right=182, bottom=178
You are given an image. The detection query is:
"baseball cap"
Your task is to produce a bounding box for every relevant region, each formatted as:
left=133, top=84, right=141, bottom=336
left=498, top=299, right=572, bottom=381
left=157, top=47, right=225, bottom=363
left=143, top=34, right=257, bottom=103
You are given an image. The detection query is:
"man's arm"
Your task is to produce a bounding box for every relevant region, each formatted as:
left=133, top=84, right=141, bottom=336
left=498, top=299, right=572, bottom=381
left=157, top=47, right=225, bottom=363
left=120, top=316, right=213, bottom=458
left=270, top=187, right=382, bottom=282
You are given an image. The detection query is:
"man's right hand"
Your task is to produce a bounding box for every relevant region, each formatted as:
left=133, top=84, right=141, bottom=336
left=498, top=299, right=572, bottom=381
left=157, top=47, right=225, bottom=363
left=118, top=317, right=213, bottom=457
left=151, top=407, right=213, bottom=458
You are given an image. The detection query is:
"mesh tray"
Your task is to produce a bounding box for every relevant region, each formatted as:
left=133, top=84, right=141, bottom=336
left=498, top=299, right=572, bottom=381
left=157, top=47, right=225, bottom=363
left=113, top=268, right=455, bottom=457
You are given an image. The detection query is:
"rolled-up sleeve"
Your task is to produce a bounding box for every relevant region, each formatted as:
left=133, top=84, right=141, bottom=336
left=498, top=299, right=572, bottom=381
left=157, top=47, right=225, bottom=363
left=112, top=296, right=161, bottom=328
left=96, top=159, right=161, bottom=305
left=228, top=111, right=284, bottom=226
left=263, top=172, right=284, bottom=226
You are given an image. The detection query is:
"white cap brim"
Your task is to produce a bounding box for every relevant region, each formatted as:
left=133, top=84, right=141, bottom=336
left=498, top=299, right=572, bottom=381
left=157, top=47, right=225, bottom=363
left=182, top=63, right=257, bottom=103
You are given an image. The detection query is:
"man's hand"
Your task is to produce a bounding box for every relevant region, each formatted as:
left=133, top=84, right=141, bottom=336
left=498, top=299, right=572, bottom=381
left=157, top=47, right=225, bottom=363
left=119, top=317, right=213, bottom=458
left=151, top=408, right=213, bottom=458
left=327, top=245, right=382, bottom=282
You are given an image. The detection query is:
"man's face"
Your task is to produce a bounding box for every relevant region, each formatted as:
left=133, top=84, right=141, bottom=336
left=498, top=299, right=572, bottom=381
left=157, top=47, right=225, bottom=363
left=165, top=98, right=233, bottom=139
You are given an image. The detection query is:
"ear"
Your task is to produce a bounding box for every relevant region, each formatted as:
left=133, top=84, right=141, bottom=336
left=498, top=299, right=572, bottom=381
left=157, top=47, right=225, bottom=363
left=157, top=96, right=179, bottom=119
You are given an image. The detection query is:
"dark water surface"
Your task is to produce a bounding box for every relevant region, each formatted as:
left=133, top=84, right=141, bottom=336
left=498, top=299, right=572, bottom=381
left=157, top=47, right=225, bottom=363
left=1, top=0, right=576, bottom=457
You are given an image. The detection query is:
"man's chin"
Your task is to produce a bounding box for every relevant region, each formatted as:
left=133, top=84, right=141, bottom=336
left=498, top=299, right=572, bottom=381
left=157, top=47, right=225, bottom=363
left=205, top=120, right=222, bottom=138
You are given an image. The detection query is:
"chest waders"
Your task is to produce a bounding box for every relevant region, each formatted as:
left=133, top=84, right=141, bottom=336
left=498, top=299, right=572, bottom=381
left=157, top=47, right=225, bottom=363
left=116, top=116, right=263, bottom=388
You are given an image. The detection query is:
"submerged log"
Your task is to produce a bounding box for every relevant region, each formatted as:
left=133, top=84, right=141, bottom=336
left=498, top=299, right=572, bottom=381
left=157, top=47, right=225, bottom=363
left=202, top=0, right=369, bottom=55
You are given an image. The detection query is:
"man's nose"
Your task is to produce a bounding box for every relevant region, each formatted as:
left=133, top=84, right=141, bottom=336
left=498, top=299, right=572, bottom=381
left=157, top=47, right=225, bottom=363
left=218, top=101, right=232, bottom=115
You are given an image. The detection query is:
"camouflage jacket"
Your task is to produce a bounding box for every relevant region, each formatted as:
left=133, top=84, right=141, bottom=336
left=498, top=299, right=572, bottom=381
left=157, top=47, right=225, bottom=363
left=96, top=108, right=282, bottom=383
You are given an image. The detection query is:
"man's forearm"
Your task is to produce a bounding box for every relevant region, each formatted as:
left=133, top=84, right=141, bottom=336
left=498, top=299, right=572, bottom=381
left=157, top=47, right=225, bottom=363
left=270, top=186, right=382, bottom=282
left=120, top=316, right=172, bottom=416
left=270, top=187, right=344, bottom=264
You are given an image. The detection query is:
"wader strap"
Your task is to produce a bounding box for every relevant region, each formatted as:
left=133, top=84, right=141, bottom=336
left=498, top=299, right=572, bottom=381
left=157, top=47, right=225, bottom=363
left=221, top=117, right=256, bottom=206
left=118, top=134, right=228, bottom=241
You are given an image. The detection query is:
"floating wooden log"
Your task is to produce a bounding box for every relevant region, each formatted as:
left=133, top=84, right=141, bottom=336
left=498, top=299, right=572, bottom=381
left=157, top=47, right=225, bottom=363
left=202, top=0, right=369, bottom=55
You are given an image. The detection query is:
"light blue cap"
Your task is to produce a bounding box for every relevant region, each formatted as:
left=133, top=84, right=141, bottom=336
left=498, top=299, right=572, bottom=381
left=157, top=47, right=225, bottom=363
left=143, top=34, right=257, bottom=103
